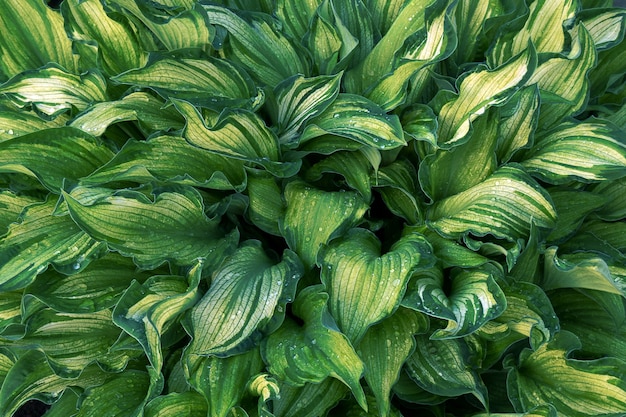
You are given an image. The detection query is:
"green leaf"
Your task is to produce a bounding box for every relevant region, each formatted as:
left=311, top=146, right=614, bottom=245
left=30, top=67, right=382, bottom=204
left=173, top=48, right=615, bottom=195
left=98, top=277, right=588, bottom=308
left=144, top=392, right=208, bottom=417
left=186, top=242, right=302, bottom=357
left=70, top=92, right=185, bottom=136
left=0, top=127, right=115, bottom=192
left=546, top=189, right=608, bottom=243
left=304, top=5, right=345, bottom=75
left=272, top=378, right=348, bottom=417
left=593, top=177, right=626, bottom=221
left=262, top=286, right=367, bottom=410
left=477, top=280, right=559, bottom=367
left=81, top=135, right=247, bottom=191
left=26, top=252, right=154, bottom=313
left=551, top=289, right=626, bottom=362
left=273, top=73, right=342, bottom=144
left=113, top=262, right=202, bottom=373
left=112, top=0, right=213, bottom=51
left=542, top=247, right=624, bottom=296
left=281, top=181, right=369, bottom=269
left=419, top=107, right=499, bottom=201
left=0, top=191, right=39, bottom=235
left=113, top=58, right=258, bottom=110
left=496, top=85, right=540, bottom=163
left=0, top=0, right=77, bottom=81
left=0, top=108, right=68, bottom=142
left=426, top=165, right=557, bottom=241
left=403, top=264, right=507, bottom=339
left=184, top=347, right=264, bottom=417
left=348, top=0, right=431, bottom=93
left=0, top=350, right=106, bottom=417
left=506, top=331, right=626, bottom=416
left=64, top=0, right=147, bottom=75
left=0, top=198, right=106, bottom=292
left=357, top=308, right=428, bottom=417
left=0, top=66, right=108, bottom=116
left=528, top=24, right=597, bottom=129
left=275, top=0, right=320, bottom=42
left=300, top=94, right=406, bottom=150
left=15, top=309, right=123, bottom=378
left=373, top=159, right=423, bottom=225
left=63, top=186, right=237, bottom=269
left=174, top=99, right=299, bottom=177
left=365, top=0, right=456, bottom=110
left=405, top=335, right=488, bottom=408
left=306, top=150, right=373, bottom=200
left=76, top=370, right=152, bottom=417
left=203, top=4, right=309, bottom=86
left=521, top=120, right=626, bottom=184
left=319, top=228, right=433, bottom=343
left=488, top=0, right=577, bottom=65
left=246, top=170, right=285, bottom=236
left=435, top=46, right=536, bottom=148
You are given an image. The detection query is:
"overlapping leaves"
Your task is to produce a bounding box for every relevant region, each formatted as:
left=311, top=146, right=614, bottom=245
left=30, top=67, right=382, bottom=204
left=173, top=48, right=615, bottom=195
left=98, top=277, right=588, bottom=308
left=1, top=0, right=626, bottom=416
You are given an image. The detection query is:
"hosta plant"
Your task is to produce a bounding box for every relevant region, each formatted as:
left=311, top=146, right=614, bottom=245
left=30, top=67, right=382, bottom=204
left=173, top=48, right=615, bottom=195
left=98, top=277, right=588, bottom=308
left=1, top=0, right=626, bottom=416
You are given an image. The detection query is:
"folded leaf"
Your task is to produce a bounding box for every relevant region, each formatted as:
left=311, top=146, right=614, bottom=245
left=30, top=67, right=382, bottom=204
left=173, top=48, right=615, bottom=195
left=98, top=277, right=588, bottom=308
left=0, top=66, right=108, bottom=116
left=64, top=0, right=147, bottom=75
left=281, top=181, right=368, bottom=269
left=0, top=191, right=39, bottom=235
left=272, top=378, right=348, bottom=417
left=593, top=177, right=626, bottom=221
left=306, top=150, right=373, bottom=200
left=506, top=331, right=626, bottom=416
left=488, top=0, right=577, bottom=65
left=26, top=252, right=153, bottom=314
left=551, top=289, right=626, bottom=362
left=0, top=0, right=77, bottom=81
left=0, top=350, right=106, bottom=417
left=16, top=309, right=123, bottom=378
left=496, top=85, right=540, bottom=163
left=262, top=286, right=366, bottom=410
left=374, top=159, right=423, bottom=224
left=528, top=24, right=596, bottom=129
left=300, top=94, right=406, bottom=150
left=187, top=242, right=302, bottom=357
left=77, top=369, right=152, bottom=417
left=81, top=135, right=247, bottom=191
left=114, top=262, right=202, bottom=374
left=521, top=120, right=626, bottom=184
left=427, top=165, right=556, bottom=241
left=273, top=73, right=342, bottom=144
left=70, top=92, right=185, bottom=136
left=320, top=228, right=433, bottom=342
left=0, top=127, right=115, bottom=192
left=63, top=186, right=237, bottom=269
left=113, top=58, right=258, bottom=109
left=542, top=248, right=624, bottom=296
left=275, top=0, right=320, bottom=42
left=184, top=349, right=264, bottom=417
left=0, top=198, right=106, bottom=292
left=203, top=4, right=309, bottom=86
left=435, top=46, right=535, bottom=147
left=0, top=109, right=67, bottom=142
left=175, top=99, right=299, bottom=177
left=144, top=392, right=208, bottom=417
left=406, top=335, right=488, bottom=408
left=112, top=0, right=213, bottom=51
left=419, top=106, right=499, bottom=200
left=357, top=308, right=428, bottom=417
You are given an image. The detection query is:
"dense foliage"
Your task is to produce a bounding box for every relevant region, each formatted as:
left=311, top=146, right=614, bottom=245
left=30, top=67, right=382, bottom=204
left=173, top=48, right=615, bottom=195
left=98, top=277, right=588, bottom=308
left=1, top=0, right=626, bottom=416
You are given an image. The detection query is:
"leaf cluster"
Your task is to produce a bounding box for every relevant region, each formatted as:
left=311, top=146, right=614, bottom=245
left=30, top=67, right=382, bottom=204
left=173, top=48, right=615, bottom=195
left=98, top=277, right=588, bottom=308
left=1, top=0, right=626, bottom=416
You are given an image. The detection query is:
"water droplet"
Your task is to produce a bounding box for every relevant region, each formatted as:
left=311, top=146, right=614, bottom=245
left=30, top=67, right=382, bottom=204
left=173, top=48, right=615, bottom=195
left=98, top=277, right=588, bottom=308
left=333, top=113, right=340, bottom=118
left=73, top=262, right=81, bottom=270
left=311, top=339, right=317, bottom=345
left=318, top=226, right=323, bottom=232
left=392, top=279, right=401, bottom=286
left=7, top=129, right=14, bottom=135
